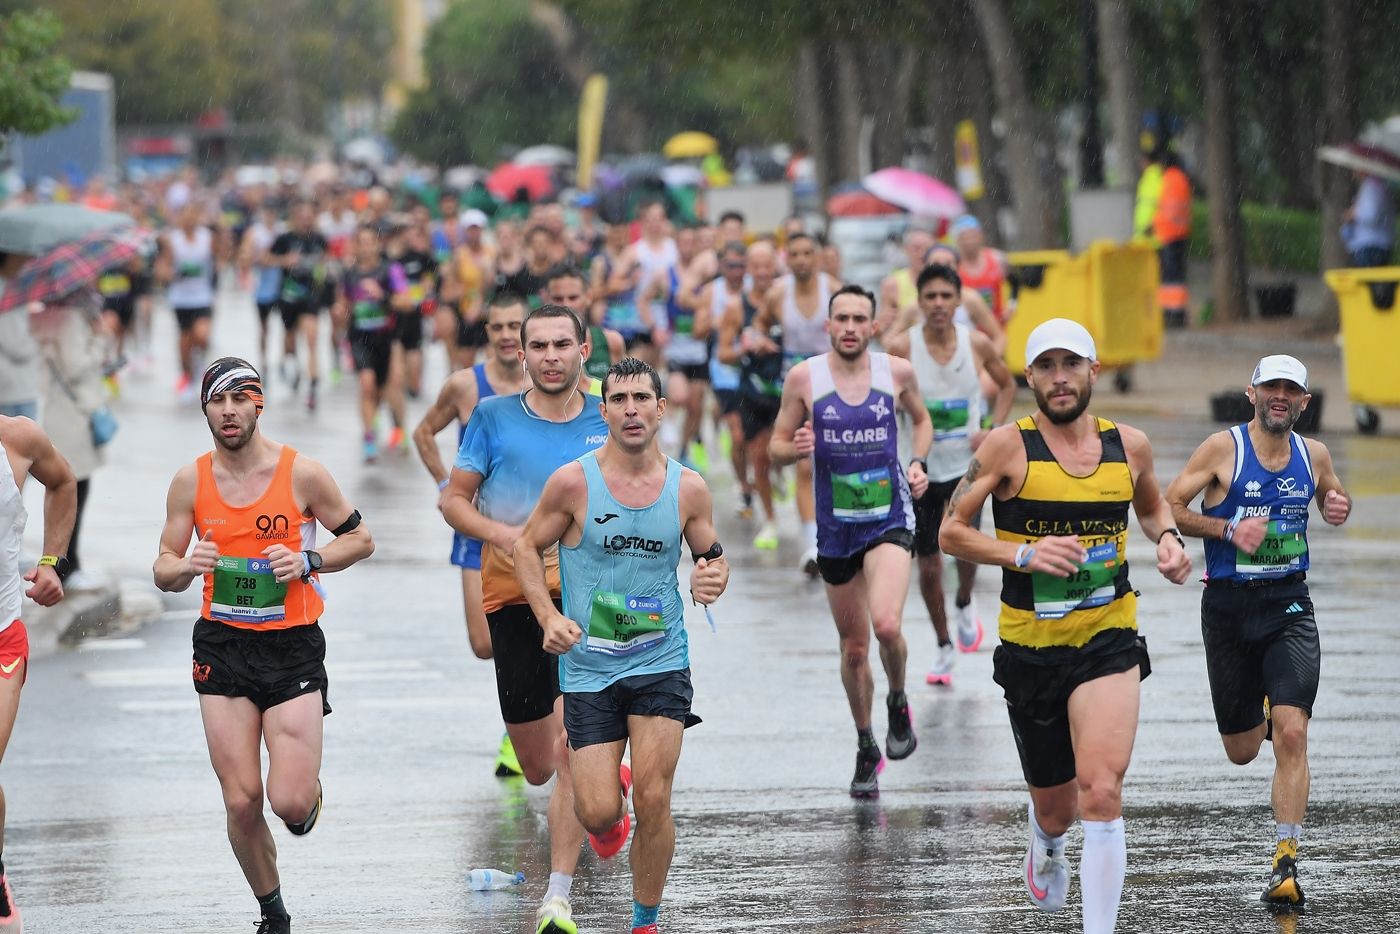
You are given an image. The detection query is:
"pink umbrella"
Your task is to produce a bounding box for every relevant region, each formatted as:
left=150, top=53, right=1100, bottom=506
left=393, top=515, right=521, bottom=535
left=486, top=162, right=555, bottom=202
left=862, top=168, right=965, bottom=219
left=826, top=190, right=903, bottom=218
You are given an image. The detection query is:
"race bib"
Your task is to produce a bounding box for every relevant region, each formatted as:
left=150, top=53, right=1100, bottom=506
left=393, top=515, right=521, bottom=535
left=99, top=273, right=131, bottom=296
left=210, top=556, right=287, bottom=624
left=177, top=261, right=204, bottom=279
left=1032, top=541, right=1119, bottom=620
left=673, top=312, right=695, bottom=335
left=830, top=466, right=893, bottom=522
left=587, top=591, right=667, bottom=655
left=1236, top=518, right=1307, bottom=576
left=280, top=278, right=309, bottom=303
left=926, top=398, right=971, bottom=439
left=606, top=301, right=641, bottom=331
left=353, top=299, right=389, bottom=331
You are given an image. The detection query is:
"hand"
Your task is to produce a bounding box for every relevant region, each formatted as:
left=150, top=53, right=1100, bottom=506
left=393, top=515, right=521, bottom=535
left=1156, top=535, right=1192, bottom=585
left=22, top=564, right=63, bottom=607
left=689, top=556, right=728, bottom=605
left=747, top=330, right=779, bottom=355
left=360, top=278, right=384, bottom=300
left=906, top=461, right=929, bottom=499
left=1024, top=535, right=1088, bottom=577
left=492, top=524, right=524, bottom=557
left=186, top=529, right=219, bottom=576
left=1322, top=489, right=1350, bottom=526
left=793, top=421, right=815, bottom=457
left=262, top=544, right=306, bottom=583
left=1226, top=516, right=1268, bottom=555
left=540, top=611, right=583, bottom=655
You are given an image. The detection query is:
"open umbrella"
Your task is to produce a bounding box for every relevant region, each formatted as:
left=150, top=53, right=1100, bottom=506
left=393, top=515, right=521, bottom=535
left=663, top=132, right=719, bottom=160
left=862, top=167, right=966, bottom=219
left=826, top=190, right=904, bottom=218
left=485, top=163, right=555, bottom=202
left=513, top=144, right=576, bottom=167
left=0, top=204, right=134, bottom=256
left=0, top=226, right=152, bottom=313
left=661, top=164, right=705, bottom=189
left=1317, top=142, right=1400, bottom=184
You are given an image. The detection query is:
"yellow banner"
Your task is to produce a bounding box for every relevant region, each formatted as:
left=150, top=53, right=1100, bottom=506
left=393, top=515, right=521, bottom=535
left=954, top=119, right=985, bottom=201
left=577, top=74, right=608, bottom=191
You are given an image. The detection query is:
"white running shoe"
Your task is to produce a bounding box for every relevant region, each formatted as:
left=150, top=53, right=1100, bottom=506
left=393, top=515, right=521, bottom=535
left=1024, top=808, right=1070, bottom=912
left=955, top=599, right=984, bottom=653
left=534, top=895, right=577, bottom=934
left=925, top=643, right=956, bottom=685
left=799, top=546, right=820, bottom=579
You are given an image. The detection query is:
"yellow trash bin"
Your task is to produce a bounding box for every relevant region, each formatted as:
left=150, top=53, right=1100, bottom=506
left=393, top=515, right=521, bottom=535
left=1324, top=266, right=1400, bottom=434
left=1004, top=250, right=1082, bottom=372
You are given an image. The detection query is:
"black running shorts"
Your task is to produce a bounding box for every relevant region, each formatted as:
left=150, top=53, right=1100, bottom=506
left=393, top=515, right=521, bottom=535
left=714, top=388, right=742, bottom=416
left=1200, top=577, right=1320, bottom=735
left=351, top=331, right=394, bottom=387
left=278, top=300, right=317, bottom=334
left=191, top=618, right=330, bottom=715
left=817, top=528, right=916, bottom=586
left=912, top=476, right=982, bottom=557
left=394, top=310, right=424, bottom=351
left=738, top=393, right=781, bottom=441
left=668, top=362, right=710, bottom=382
left=174, top=306, right=212, bottom=332
left=992, top=630, right=1149, bottom=789
left=564, top=668, right=700, bottom=750
left=487, top=602, right=562, bottom=725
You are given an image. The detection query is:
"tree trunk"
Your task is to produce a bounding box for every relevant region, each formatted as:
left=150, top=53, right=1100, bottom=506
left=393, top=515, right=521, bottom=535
left=950, top=0, right=1010, bottom=238
left=1242, top=0, right=1311, bottom=206
left=830, top=38, right=866, bottom=184
left=794, top=39, right=829, bottom=197
left=1317, top=0, right=1357, bottom=330
left=970, top=0, right=1058, bottom=248
left=869, top=43, right=916, bottom=171
left=1096, top=0, right=1140, bottom=189
left=528, top=0, right=646, bottom=151
left=271, top=0, right=305, bottom=142
left=1198, top=0, right=1250, bottom=321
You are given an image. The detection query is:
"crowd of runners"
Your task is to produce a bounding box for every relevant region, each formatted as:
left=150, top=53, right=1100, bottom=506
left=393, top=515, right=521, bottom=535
left=0, top=165, right=1351, bottom=934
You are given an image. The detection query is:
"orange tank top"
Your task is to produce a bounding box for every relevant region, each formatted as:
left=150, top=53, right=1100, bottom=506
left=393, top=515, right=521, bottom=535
left=194, top=445, right=324, bottom=630
left=959, top=250, right=1007, bottom=323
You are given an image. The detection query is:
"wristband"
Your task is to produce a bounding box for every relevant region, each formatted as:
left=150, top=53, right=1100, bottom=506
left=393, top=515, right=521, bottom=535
left=437, top=478, right=450, bottom=491
left=1014, top=543, right=1035, bottom=569
left=1158, top=527, right=1185, bottom=549
left=909, top=458, right=927, bottom=473
left=1222, top=515, right=1242, bottom=543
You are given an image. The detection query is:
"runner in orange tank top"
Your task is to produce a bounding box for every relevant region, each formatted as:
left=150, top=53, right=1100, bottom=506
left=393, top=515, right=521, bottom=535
left=153, top=357, right=373, bottom=934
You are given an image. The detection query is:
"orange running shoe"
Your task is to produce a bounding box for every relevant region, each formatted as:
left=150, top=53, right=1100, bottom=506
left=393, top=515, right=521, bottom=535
left=587, top=762, right=632, bottom=859
left=0, top=873, right=21, bottom=929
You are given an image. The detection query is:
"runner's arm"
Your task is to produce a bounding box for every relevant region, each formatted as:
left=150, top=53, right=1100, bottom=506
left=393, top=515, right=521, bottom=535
left=1123, top=425, right=1191, bottom=584
left=937, top=427, right=1025, bottom=569
left=1305, top=439, right=1351, bottom=526
left=962, top=288, right=1006, bottom=355
left=514, top=464, right=585, bottom=654
left=1165, top=431, right=1235, bottom=540
left=973, top=331, right=1016, bottom=427
left=881, top=318, right=911, bottom=358
left=605, top=327, right=626, bottom=364
left=876, top=274, right=902, bottom=336
left=153, top=465, right=202, bottom=593
left=679, top=470, right=729, bottom=605
left=296, top=458, right=374, bottom=573
left=7, top=418, right=75, bottom=605
left=894, top=357, right=933, bottom=461
left=692, top=282, right=715, bottom=340
left=413, top=373, right=473, bottom=485
left=716, top=296, right=744, bottom=364
left=768, top=363, right=812, bottom=467
left=441, top=467, right=519, bottom=553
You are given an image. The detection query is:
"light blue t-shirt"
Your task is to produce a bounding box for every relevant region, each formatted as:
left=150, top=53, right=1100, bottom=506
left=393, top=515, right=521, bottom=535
left=558, top=453, right=688, bottom=692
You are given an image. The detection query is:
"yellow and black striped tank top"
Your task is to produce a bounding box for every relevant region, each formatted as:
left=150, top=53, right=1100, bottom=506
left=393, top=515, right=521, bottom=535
left=992, top=415, right=1136, bottom=656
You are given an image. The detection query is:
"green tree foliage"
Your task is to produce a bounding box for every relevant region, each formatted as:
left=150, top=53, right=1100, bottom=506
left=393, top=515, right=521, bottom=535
left=0, top=8, right=76, bottom=135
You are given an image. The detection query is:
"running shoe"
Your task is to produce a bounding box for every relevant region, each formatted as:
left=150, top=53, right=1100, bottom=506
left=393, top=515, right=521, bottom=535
left=1261, top=837, right=1305, bottom=907
left=632, top=925, right=660, bottom=934
left=103, top=373, right=120, bottom=399
left=588, top=762, right=632, bottom=859
left=256, top=914, right=291, bottom=934
left=954, top=600, right=984, bottom=653
left=535, top=896, right=577, bottom=934
left=284, top=780, right=322, bottom=836
left=799, top=547, right=820, bottom=579
left=772, top=473, right=791, bottom=503
left=752, top=523, right=778, bottom=551
left=734, top=491, right=755, bottom=520
left=689, top=441, right=709, bottom=473
left=494, top=732, right=523, bottom=778
left=387, top=426, right=406, bottom=451
left=925, top=642, right=956, bottom=686
left=363, top=436, right=378, bottom=463
left=1023, top=808, right=1070, bottom=912
left=885, top=694, right=917, bottom=760
left=850, top=745, right=884, bottom=799
left=0, top=873, right=20, bottom=930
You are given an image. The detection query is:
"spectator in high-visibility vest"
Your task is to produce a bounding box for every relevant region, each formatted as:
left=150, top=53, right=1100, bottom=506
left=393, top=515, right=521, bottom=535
left=1153, top=152, right=1192, bottom=329
left=1133, top=152, right=1164, bottom=244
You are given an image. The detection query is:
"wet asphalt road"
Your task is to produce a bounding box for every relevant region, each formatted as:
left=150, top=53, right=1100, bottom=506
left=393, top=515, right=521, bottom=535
left=7, top=286, right=1400, bottom=933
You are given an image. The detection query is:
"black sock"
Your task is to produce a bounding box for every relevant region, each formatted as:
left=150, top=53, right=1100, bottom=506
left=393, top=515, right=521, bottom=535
left=857, top=727, right=877, bottom=749
left=257, top=886, right=289, bottom=919
left=938, top=638, right=953, bottom=648
left=887, top=690, right=907, bottom=709
left=955, top=596, right=971, bottom=609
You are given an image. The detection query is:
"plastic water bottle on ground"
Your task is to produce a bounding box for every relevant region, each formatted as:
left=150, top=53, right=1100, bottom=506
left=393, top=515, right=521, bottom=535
left=469, top=868, right=525, bottom=891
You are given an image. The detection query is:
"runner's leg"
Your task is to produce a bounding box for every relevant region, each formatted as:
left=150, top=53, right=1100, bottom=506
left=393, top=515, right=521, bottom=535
left=262, top=691, right=325, bottom=827
left=825, top=574, right=875, bottom=728
left=0, top=662, right=24, bottom=855
left=199, top=695, right=279, bottom=897
left=863, top=543, right=912, bottom=695
left=625, top=716, right=683, bottom=909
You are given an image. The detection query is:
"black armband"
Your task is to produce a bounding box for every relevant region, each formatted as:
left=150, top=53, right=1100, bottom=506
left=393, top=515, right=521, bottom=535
left=691, top=541, right=723, bottom=563
left=330, top=509, right=362, bottom=537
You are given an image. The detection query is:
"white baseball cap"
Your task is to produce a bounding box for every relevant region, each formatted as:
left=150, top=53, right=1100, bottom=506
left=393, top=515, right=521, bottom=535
left=1251, top=354, right=1308, bottom=391
left=1025, top=318, right=1097, bottom=365
left=460, top=209, right=488, bottom=228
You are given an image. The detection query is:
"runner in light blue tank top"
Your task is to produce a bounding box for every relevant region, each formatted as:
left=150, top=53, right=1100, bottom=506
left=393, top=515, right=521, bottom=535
left=558, top=452, right=687, bottom=692
left=449, top=362, right=499, bottom=570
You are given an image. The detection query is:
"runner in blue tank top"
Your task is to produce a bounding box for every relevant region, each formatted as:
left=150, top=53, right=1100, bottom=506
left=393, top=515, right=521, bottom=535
left=516, top=356, right=729, bottom=934
left=770, top=284, right=933, bottom=799
left=1167, top=354, right=1351, bottom=910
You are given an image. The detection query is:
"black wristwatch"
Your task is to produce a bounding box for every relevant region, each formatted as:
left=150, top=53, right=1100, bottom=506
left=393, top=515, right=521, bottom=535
left=301, top=550, right=323, bottom=582
left=39, top=553, right=73, bottom=581
left=909, top=458, right=928, bottom=473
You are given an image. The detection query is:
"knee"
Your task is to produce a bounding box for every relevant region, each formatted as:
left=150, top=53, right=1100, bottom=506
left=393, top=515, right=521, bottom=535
left=223, top=787, right=265, bottom=828
left=1076, top=772, right=1124, bottom=820
left=1224, top=742, right=1259, bottom=766
left=575, top=793, right=623, bottom=834
left=631, top=781, right=670, bottom=826
left=266, top=782, right=317, bottom=824
left=840, top=637, right=870, bottom=669
left=1272, top=717, right=1309, bottom=761
left=871, top=614, right=903, bottom=646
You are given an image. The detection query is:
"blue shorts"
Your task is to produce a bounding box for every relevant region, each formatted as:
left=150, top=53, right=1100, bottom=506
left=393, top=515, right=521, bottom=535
left=451, top=532, right=483, bottom=570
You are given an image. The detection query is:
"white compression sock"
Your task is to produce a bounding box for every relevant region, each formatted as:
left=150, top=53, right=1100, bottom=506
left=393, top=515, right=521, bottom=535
left=545, top=871, right=573, bottom=902
left=1080, top=817, right=1126, bottom=934
left=1029, top=799, right=1067, bottom=852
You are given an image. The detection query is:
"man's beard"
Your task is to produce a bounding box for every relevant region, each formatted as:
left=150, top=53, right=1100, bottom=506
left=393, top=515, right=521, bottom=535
left=212, top=420, right=256, bottom=450
left=1255, top=397, right=1300, bottom=434
left=833, top=339, right=867, bottom=361
left=1034, top=385, right=1091, bottom=424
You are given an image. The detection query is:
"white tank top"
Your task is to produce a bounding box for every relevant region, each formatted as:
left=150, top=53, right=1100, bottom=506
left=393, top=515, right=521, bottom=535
left=0, top=439, right=27, bottom=630
left=907, top=323, right=983, bottom=482
left=780, top=273, right=832, bottom=359
left=167, top=227, right=215, bottom=309
left=953, top=303, right=972, bottom=329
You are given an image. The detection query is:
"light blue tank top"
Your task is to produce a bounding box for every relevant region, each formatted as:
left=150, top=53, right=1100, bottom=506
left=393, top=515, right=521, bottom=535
left=1203, top=425, right=1314, bottom=581
left=558, top=453, right=687, bottom=692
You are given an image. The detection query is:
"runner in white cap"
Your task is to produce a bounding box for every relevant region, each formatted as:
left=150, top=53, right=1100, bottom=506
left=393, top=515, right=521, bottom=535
left=1165, top=353, right=1350, bottom=910
left=940, top=318, right=1191, bottom=933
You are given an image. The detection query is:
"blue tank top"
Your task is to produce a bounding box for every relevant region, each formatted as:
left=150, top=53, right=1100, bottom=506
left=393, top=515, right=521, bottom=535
left=810, top=352, right=914, bottom=559
left=1203, top=425, right=1315, bottom=581
left=558, top=453, right=688, bottom=692
left=457, top=363, right=498, bottom=445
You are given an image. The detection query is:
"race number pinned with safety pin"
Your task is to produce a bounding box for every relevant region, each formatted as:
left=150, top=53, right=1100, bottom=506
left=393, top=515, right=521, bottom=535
left=587, top=591, right=667, bottom=655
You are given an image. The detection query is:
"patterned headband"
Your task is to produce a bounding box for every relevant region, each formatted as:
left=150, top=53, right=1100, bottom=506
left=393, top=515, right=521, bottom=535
left=201, top=357, right=264, bottom=413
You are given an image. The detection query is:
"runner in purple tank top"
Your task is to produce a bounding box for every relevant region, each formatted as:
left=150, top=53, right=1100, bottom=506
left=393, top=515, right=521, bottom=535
left=770, top=284, right=932, bottom=798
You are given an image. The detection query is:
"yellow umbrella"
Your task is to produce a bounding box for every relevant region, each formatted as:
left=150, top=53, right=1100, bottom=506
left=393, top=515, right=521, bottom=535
left=663, top=131, right=719, bottom=160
